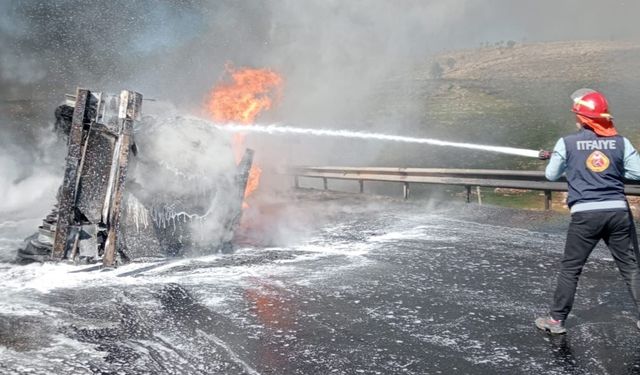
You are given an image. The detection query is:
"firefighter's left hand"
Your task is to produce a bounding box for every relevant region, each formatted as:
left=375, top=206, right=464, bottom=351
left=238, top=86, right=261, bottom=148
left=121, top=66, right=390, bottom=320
left=538, top=150, right=551, bottom=160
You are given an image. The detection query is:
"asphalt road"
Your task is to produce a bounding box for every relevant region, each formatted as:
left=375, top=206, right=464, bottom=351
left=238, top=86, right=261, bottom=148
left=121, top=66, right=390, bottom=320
left=1, top=192, right=640, bottom=374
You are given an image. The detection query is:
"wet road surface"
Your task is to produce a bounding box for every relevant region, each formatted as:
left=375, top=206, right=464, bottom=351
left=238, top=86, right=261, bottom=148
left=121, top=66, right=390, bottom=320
left=1, top=191, right=640, bottom=374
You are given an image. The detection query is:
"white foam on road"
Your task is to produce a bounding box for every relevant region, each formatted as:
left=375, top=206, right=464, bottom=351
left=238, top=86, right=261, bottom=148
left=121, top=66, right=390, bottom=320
left=369, top=224, right=460, bottom=243
left=196, top=330, right=262, bottom=375
left=0, top=231, right=377, bottom=297
left=0, top=333, right=106, bottom=375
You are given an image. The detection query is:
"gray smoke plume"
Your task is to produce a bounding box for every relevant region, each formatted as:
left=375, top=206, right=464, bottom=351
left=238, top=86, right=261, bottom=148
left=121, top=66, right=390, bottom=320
left=2, top=0, right=639, bottom=111
left=2, top=0, right=640, bottom=241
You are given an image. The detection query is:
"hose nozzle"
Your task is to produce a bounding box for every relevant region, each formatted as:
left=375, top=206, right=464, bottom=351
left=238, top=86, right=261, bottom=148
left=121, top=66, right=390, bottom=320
left=538, top=150, right=551, bottom=160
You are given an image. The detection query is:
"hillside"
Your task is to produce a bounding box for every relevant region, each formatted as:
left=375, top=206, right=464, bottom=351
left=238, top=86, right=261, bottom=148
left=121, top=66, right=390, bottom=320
left=363, top=40, right=640, bottom=169
left=436, top=40, right=640, bottom=82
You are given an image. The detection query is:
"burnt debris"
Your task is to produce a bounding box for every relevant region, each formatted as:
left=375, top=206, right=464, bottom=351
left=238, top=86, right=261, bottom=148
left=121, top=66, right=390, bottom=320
left=17, top=88, right=253, bottom=266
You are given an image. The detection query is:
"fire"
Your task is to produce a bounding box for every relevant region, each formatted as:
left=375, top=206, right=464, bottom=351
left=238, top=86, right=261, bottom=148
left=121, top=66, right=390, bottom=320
left=205, top=65, right=283, bottom=204
left=207, top=67, right=282, bottom=125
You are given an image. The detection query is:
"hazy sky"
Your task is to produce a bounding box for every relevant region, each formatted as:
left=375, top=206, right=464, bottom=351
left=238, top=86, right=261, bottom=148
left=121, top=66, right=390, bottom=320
left=1, top=0, right=638, bottom=106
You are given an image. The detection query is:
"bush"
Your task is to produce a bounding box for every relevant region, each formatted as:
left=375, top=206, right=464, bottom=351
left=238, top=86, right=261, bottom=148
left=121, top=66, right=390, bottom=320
left=430, top=62, right=444, bottom=79
left=506, top=40, right=516, bottom=48
left=445, top=57, right=456, bottom=69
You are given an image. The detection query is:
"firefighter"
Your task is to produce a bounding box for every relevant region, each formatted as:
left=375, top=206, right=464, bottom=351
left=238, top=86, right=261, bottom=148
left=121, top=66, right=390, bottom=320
left=536, top=89, right=640, bottom=334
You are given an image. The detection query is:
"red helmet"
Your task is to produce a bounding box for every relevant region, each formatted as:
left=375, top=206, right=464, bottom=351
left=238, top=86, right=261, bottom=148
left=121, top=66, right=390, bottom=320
left=570, top=88, right=613, bottom=119
left=570, top=88, right=616, bottom=136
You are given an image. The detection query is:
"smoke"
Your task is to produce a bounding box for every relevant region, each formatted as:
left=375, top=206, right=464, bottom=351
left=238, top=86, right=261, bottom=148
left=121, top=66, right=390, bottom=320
left=2, top=1, right=639, bottom=107
left=2, top=0, right=639, bottom=163
left=0, top=121, right=62, bottom=222
left=2, top=0, right=640, bottom=248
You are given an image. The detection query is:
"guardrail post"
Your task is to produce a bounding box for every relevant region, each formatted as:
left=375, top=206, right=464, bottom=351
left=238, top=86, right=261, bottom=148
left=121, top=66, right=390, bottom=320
left=544, top=190, right=552, bottom=210
left=403, top=182, right=410, bottom=200
left=288, top=168, right=582, bottom=210
left=294, top=175, right=299, bottom=189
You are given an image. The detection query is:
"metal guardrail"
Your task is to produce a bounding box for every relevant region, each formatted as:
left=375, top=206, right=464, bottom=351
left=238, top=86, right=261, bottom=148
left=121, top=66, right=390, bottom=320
left=290, top=167, right=640, bottom=210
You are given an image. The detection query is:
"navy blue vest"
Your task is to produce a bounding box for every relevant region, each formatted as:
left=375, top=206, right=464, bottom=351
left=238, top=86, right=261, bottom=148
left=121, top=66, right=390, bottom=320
left=563, top=128, right=626, bottom=207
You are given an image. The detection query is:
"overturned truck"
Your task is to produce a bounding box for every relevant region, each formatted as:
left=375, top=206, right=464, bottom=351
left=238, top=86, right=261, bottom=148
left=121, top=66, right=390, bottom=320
left=17, top=88, right=253, bottom=266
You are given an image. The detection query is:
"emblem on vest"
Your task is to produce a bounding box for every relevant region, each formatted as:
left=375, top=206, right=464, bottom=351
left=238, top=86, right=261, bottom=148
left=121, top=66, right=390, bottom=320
left=586, top=150, right=610, bottom=172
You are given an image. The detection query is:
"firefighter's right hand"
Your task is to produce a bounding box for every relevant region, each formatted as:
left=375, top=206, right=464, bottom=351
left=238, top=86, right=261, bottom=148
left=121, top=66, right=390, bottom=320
left=538, top=150, right=551, bottom=160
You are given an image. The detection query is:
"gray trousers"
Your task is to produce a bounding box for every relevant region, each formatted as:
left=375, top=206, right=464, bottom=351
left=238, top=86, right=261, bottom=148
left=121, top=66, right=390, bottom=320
left=550, top=210, right=640, bottom=321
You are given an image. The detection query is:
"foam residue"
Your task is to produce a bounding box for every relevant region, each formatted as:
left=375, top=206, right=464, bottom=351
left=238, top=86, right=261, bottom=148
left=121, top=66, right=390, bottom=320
left=150, top=205, right=209, bottom=231
left=125, top=194, right=150, bottom=232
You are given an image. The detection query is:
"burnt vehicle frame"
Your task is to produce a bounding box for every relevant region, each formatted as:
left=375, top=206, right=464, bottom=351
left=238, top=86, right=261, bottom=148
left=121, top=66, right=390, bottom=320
left=18, top=88, right=253, bottom=266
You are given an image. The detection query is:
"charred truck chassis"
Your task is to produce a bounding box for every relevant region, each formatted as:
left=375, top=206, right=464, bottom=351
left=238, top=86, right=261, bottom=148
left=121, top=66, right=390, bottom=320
left=17, top=88, right=253, bottom=267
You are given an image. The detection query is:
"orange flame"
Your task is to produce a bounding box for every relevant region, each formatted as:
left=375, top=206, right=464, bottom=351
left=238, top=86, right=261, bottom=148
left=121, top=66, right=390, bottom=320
left=205, top=66, right=282, bottom=204
left=207, top=67, right=282, bottom=125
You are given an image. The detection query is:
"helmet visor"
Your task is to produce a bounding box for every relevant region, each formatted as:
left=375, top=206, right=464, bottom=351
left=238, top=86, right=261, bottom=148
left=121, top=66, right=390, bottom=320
left=570, top=88, right=613, bottom=119
left=570, top=88, right=597, bottom=103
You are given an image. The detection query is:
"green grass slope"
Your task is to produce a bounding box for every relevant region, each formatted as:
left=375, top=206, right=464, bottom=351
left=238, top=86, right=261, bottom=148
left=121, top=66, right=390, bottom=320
left=366, top=40, right=640, bottom=170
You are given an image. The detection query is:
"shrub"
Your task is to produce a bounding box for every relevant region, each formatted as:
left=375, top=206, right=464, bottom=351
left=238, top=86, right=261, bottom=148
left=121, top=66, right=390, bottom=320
left=445, top=57, right=456, bottom=69
left=430, top=62, right=443, bottom=79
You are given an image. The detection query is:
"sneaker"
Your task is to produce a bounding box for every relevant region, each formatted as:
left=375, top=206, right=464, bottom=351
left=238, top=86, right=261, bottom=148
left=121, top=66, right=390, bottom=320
left=535, top=316, right=566, bottom=334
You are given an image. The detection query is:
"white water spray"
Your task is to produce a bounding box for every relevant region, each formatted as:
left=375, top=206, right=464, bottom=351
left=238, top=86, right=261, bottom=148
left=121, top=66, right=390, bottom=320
left=211, top=123, right=541, bottom=158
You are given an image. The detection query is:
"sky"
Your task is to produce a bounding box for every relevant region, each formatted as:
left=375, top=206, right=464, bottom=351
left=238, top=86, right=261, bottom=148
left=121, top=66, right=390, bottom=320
left=1, top=0, right=638, bottom=107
